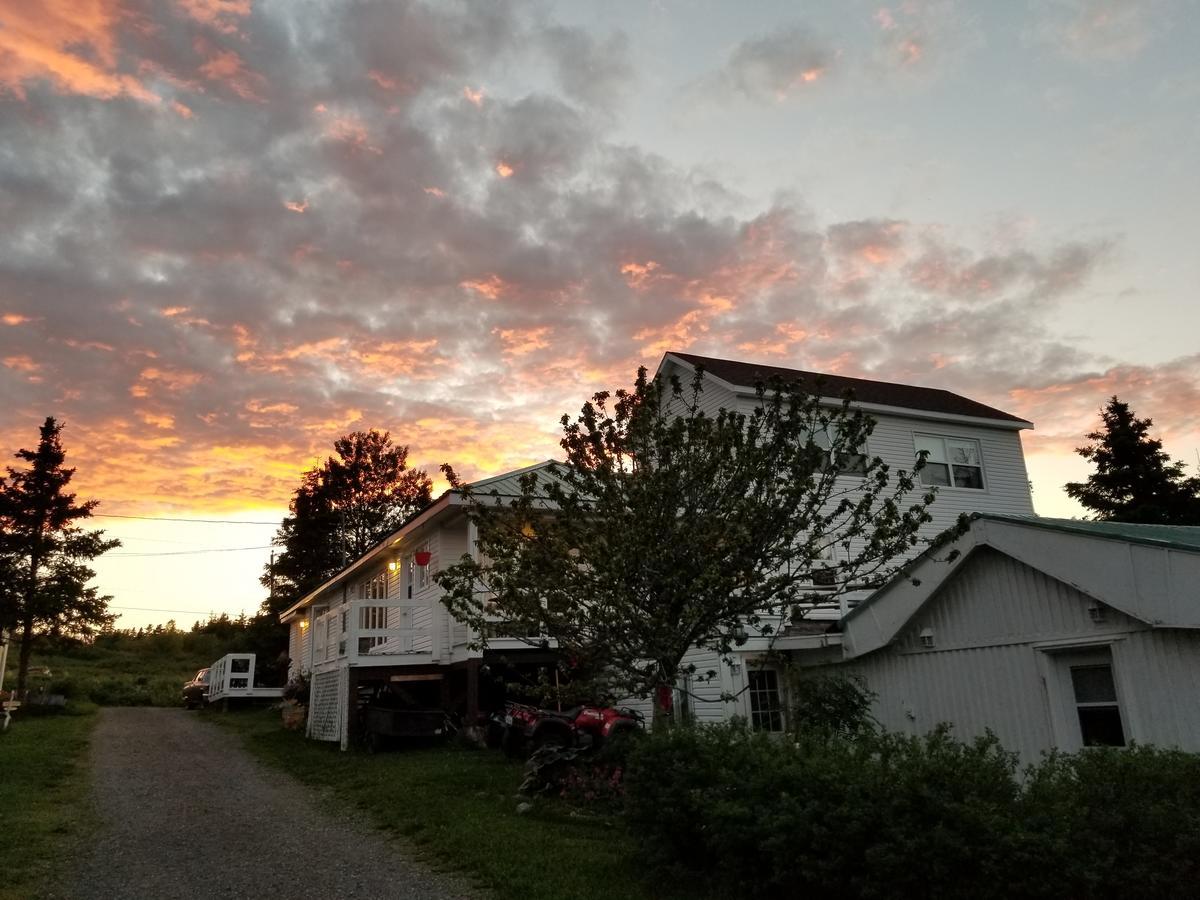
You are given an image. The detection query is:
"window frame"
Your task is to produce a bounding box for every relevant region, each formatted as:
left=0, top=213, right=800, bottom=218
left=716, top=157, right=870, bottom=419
left=811, top=423, right=869, bottom=476
left=747, top=668, right=785, bottom=733
left=913, top=433, right=987, bottom=491
left=1037, top=642, right=1135, bottom=752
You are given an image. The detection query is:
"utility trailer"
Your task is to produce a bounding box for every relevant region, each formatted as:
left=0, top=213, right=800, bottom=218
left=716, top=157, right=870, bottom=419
left=207, top=653, right=285, bottom=705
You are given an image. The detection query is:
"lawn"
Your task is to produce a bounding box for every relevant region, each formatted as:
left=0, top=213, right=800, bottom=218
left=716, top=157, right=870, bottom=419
left=8, top=644, right=213, bottom=707
left=0, top=708, right=98, bottom=900
left=214, top=708, right=713, bottom=900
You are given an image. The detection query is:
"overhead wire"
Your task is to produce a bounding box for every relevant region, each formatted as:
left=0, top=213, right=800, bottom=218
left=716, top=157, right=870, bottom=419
left=93, top=513, right=279, bottom=525
left=105, top=545, right=274, bottom=558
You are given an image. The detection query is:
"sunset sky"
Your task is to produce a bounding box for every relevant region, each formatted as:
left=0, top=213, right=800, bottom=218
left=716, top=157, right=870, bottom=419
left=2, top=0, right=1198, bottom=629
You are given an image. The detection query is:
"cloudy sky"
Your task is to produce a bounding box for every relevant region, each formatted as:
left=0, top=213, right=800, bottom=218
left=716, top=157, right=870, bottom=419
left=2, top=0, right=1198, bottom=627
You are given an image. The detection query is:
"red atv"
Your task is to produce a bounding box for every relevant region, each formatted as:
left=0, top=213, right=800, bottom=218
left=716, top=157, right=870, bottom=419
left=499, top=700, right=643, bottom=758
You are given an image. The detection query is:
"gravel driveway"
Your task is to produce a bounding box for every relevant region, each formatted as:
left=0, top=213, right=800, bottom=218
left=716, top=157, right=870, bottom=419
left=59, top=707, right=479, bottom=899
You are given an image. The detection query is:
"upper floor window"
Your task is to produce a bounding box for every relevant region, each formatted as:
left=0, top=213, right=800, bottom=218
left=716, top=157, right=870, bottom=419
left=811, top=424, right=867, bottom=475
left=915, top=434, right=984, bottom=489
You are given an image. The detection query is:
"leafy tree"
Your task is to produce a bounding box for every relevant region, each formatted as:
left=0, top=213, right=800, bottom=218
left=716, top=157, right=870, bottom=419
left=0, top=417, right=119, bottom=693
left=437, top=368, right=936, bottom=721
left=263, top=430, right=433, bottom=615
left=1065, top=397, right=1200, bottom=524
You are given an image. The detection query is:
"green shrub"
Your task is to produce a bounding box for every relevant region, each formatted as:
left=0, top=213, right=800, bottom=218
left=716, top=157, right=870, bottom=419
left=1014, top=744, right=1200, bottom=899
left=626, top=725, right=1200, bottom=900
left=626, top=723, right=1020, bottom=899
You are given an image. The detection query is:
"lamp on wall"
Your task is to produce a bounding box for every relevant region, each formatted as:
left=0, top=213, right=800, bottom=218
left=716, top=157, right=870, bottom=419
left=387, top=560, right=398, bottom=573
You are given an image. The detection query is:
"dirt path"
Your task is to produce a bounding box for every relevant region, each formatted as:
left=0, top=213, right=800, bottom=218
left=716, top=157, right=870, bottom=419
left=59, top=707, right=479, bottom=899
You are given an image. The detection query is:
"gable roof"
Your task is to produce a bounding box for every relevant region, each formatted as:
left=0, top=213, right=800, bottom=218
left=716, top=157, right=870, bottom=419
left=985, top=515, right=1200, bottom=553
left=842, top=513, right=1200, bottom=658
left=278, top=460, right=564, bottom=622
left=664, top=352, right=1031, bottom=427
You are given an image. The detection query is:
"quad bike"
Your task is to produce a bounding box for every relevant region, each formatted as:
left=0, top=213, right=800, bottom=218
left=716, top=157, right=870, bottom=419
left=498, top=700, right=643, bottom=759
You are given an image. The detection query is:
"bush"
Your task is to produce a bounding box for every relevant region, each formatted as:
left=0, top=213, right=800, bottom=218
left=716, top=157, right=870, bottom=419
left=1014, top=744, right=1200, bottom=899
left=626, top=723, right=1020, bottom=899
left=625, top=724, right=1200, bottom=900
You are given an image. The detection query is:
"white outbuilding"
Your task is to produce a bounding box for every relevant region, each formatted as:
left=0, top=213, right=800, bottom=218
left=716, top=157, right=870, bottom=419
left=833, top=514, right=1200, bottom=763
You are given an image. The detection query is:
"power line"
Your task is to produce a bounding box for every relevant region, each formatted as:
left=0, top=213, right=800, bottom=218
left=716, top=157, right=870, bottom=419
left=94, top=513, right=279, bottom=525
left=109, top=605, right=253, bottom=615
left=106, top=545, right=273, bottom=558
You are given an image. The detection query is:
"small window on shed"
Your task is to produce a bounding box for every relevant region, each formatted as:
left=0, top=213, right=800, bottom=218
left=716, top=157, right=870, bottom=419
left=1071, top=662, right=1126, bottom=747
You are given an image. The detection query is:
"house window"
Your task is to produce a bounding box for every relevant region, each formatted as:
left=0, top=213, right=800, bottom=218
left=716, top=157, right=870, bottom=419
left=914, top=434, right=984, bottom=489
left=748, top=669, right=784, bottom=732
left=358, top=572, right=388, bottom=600
left=417, top=545, right=431, bottom=591
left=812, top=425, right=867, bottom=475
left=1070, top=662, right=1126, bottom=747
left=674, top=675, right=694, bottom=725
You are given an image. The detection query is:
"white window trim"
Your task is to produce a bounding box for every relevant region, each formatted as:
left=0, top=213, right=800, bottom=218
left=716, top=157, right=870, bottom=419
left=1035, top=640, right=1138, bottom=752
left=746, top=668, right=785, bottom=733
left=913, top=432, right=987, bottom=491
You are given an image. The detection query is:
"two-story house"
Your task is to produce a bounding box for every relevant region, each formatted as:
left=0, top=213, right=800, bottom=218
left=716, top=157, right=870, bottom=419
left=280, top=351, right=1036, bottom=747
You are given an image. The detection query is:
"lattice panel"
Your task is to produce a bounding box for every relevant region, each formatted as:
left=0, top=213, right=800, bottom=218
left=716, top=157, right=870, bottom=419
left=308, top=671, right=341, bottom=741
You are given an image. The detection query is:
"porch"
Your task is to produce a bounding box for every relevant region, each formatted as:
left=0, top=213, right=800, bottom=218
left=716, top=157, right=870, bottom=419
left=308, top=598, right=466, bottom=673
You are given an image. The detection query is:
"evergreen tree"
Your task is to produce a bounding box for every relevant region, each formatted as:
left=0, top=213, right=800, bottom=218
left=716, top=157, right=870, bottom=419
left=0, top=417, right=119, bottom=693
left=1065, top=397, right=1200, bottom=524
left=262, top=430, right=433, bottom=616
left=437, top=368, right=937, bottom=723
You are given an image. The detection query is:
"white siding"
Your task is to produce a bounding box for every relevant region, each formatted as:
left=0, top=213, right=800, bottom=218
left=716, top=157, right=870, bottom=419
left=287, top=619, right=311, bottom=678
left=732, top=397, right=1034, bottom=548
left=836, top=550, right=1200, bottom=763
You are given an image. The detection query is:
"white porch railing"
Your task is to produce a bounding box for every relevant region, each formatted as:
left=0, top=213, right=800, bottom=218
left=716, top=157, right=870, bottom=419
left=311, top=599, right=441, bottom=668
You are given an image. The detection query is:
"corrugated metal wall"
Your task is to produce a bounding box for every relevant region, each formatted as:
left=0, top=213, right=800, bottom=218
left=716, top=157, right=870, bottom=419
left=839, top=550, right=1200, bottom=762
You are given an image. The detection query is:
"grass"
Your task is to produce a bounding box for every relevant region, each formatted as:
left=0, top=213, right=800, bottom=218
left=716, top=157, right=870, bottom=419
left=213, top=708, right=710, bottom=900
left=0, top=707, right=98, bottom=900
left=8, top=644, right=213, bottom=707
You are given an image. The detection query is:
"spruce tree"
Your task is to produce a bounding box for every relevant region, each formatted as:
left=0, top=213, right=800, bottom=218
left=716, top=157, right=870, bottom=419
left=1065, top=397, right=1200, bottom=524
left=0, top=417, right=119, bottom=693
left=262, top=430, right=433, bottom=616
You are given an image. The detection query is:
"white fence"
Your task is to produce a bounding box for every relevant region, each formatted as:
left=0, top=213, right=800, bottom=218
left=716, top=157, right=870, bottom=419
left=207, top=653, right=284, bottom=702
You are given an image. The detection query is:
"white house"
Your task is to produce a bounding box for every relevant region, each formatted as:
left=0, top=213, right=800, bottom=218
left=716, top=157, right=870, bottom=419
left=635, top=352, right=1037, bottom=727
left=281, top=462, right=568, bottom=749
left=281, top=352, right=1039, bottom=746
left=823, top=514, right=1200, bottom=763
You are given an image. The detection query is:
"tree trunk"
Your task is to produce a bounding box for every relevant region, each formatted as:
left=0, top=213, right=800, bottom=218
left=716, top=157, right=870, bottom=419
left=16, top=616, right=34, bottom=697
left=16, top=542, right=42, bottom=697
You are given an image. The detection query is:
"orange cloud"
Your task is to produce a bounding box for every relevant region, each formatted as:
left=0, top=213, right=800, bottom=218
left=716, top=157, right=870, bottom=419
left=195, top=40, right=265, bottom=101
left=463, top=85, right=485, bottom=106
left=284, top=199, right=308, bottom=213
left=2, top=313, right=33, bottom=325
left=495, top=326, right=552, bottom=357
left=178, top=0, right=252, bottom=36
left=495, top=161, right=515, bottom=178
left=0, top=0, right=158, bottom=102
left=460, top=275, right=507, bottom=300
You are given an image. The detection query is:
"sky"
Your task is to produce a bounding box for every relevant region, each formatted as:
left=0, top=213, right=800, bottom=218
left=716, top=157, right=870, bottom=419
left=2, top=0, right=1198, bottom=629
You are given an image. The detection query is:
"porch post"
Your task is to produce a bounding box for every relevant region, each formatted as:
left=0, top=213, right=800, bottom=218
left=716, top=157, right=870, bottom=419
left=465, top=659, right=481, bottom=725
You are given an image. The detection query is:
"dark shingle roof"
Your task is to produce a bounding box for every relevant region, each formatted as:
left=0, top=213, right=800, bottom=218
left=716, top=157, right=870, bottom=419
left=981, top=514, right=1200, bottom=552
left=667, top=352, right=1030, bottom=425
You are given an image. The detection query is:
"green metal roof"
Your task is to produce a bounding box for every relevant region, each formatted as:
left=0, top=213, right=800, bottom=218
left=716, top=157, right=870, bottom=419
left=979, top=514, right=1200, bottom=553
